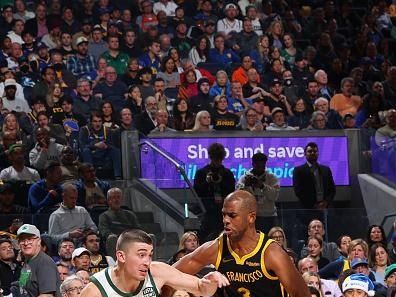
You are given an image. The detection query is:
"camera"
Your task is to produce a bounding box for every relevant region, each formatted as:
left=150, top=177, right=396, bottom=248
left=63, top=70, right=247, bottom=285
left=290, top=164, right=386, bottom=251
left=206, top=170, right=223, bottom=184
left=245, top=174, right=259, bottom=186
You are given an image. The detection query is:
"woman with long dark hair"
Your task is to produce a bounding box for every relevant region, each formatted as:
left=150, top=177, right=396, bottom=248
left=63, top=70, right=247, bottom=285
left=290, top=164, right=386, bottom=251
left=171, top=98, right=195, bottom=131
left=188, top=36, right=210, bottom=66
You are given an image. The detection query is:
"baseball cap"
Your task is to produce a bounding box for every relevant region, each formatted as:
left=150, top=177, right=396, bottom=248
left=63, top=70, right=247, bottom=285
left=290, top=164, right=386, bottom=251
left=225, top=3, right=238, bottom=10
left=37, top=42, right=48, bottom=50
left=204, top=19, right=216, bottom=27
left=7, top=143, right=23, bottom=154
left=0, top=183, right=13, bottom=194
left=350, top=257, right=369, bottom=269
left=17, top=224, right=41, bottom=238
left=385, top=263, right=396, bottom=279
left=271, top=107, right=284, bottom=116
left=4, top=78, right=17, bottom=88
left=92, top=24, right=103, bottom=32
left=270, top=78, right=282, bottom=87
left=342, top=273, right=375, bottom=296
left=76, top=36, right=89, bottom=46
left=72, top=247, right=91, bottom=260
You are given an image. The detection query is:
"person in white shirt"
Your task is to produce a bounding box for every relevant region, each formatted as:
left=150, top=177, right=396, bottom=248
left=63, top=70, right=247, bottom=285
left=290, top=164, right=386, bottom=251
left=0, top=144, right=40, bottom=182
left=7, top=19, right=25, bottom=45
left=217, top=3, right=243, bottom=35
left=153, top=0, right=178, bottom=17
left=1, top=78, right=30, bottom=113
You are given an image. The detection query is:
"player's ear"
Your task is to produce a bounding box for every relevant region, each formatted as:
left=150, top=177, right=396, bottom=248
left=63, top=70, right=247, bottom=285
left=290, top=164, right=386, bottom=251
left=248, top=211, right=256, bottom=224
left=116, top=250, right=126, bottom=263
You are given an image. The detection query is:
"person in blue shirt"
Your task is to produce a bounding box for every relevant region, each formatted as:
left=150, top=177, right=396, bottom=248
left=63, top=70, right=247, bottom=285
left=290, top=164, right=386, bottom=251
left=209, top=34, right=240, bottom=67
left=227, top=81, right=253, bottom=115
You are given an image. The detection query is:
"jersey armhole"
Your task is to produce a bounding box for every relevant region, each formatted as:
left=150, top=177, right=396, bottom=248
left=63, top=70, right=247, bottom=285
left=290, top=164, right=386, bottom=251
left=91, top=276, right=107, bottom=297
left=261, top=239, right=279, bottom=280
left=148, top=271, right=160, bottom=296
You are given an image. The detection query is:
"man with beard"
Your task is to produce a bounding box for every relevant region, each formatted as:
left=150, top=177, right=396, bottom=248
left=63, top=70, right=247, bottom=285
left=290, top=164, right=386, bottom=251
left=2, top=78, right=30, bottom=113
left=73, top=78, right=103, bottom=119
left=66, top=36, right=96, bottom=79
left=194, top=143, right=235, bottom=241
left=83, top=231, right=115, bottom=274
left=54, top=238, right=75, bottom=270
left=190, top=77, right=214, bottom=114
left=212, top=95, right=239, bottom=130
left=135, top=96, right=159, bottom=135
left=59, top=146, right=80, bottom=183
left=31, top=66, right=56, bottom=102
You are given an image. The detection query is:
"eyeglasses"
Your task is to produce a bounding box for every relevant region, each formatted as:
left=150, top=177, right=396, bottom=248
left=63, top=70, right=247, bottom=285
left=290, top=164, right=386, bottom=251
left=66, top=286, right=84, bottom=293
left=19, top=236, right=39, bottom=245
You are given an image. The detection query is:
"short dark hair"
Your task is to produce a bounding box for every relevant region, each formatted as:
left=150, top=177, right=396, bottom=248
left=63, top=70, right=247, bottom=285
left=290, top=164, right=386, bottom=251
left=45, top=161, right=61, bottom=172
left=0, top=238, right=12, bottom=245
left=304, top=142, right=318, bottom=153
left=58, top=238, right=74, bottom=251
left=116, top=229, right=153, bottom=252
left=83, top=231, right=98, bottom=245
left=78, top=162, right=94, bottom=176
left=252, top=152, right=268, bottom=163
left=208, top=143, right=226, bottom=161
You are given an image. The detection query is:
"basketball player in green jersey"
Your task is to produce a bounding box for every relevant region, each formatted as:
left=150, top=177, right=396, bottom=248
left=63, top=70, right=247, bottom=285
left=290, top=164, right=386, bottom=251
left=172, top=190, right=310, bottom=297
left=79, top=229, right=229, bottom=297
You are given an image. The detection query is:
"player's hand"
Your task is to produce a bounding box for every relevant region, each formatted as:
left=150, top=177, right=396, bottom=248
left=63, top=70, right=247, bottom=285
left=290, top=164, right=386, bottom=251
left=202, top=271, right=230, bottom=288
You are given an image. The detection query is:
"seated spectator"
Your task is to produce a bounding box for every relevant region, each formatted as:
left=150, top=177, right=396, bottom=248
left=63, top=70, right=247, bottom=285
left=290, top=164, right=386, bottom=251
left=150, top=109, right=176, bottom=133
left=307, top=235, right=331, bottom=269
left=384, top=264, right=396, bottom=288
left=138, top=39, right=161, bottom=75
left=239, top=107, right=264, bottom=131
left=287, top=98, right=311, bottom=130
left=60, top=146, right=80, bottom=184
left=99, top=101, right=119, bottom=130
left=1, top=113, right=30, bottom=147
left=343, top=113, right=356, bottom=128
left=28, top=161, right=63, bottom=213
left=78, top=112, right=121, bottom=179
left=355, top=92, right=385, bottom=129
left=178, top=231, right=200, bottom=254
left=76, top=268, right=90, bottom=287
left=267, top=108, right=297, bottom=131
left=135, top=96, right=159, bottom=135
left=171, top=98, right=195, bottom=131
left=124, top=85, right=144, bottom=117
left=157, top=56, right=181, bottom=89
left=192, top=110, right=213, bottom=132
left=0, top=131, right=19, bottom=170
left=307, top=111, right=328, bottom=130
left=82, top=231, right=115, bottom=274
left=209, top=34, right=240, bottom=66
left=242, top=68, right=268, bottom=100
left=0, top=144, right=40, bottom=182
left=268, top=226, right=288, bottom=249
left=212, top=95, right=239, bottom=130
left=75, top=163, right=110, bottom=208
left=17, top=223, right=61, bottom=296
left=263, top=79, right=293, bottom=116
left=34, top=111, right=67, bottom=145
left=232, top=54, right=259, bottom=86
left=188, top=36, right=210, bottom=66
left=209, top=70, right=231, bottom=99
left=314, top=97, right=343, bottom=129
left=227, top=81, right=253, bottom=115
left=100, top=35, right=129, bottom=76
left=54, top=238, right=75, bottom=270
left=93, top=66, right=128, bottom=112
left=98, top=187, right=140, bottom=257
left=189, top=77, right=214, bottom=115
left=31, top=66, right=57, bottom=103
left=60, top=274, right=84, bottom=296
left=0, top=183, right=30, bottom=232
left=178, top=69, right=198, bottom=100
left=330, top=77, right=362, bottom=117
left=0, top=238, right=21, bottom=297
left=375, top=109, right=396, bottom=146
left=66, top=36, right=96, bottom=79
left=71, top=247, right=91, bottom=272
left=29, top=127, right=64, bottom=171
left=48, top=183, right=97, bottom=245
left=73, top=78, right=103, bottom=120
left=2, top=78, right=31, bottom=113
left=369, top=243, right=389, bottom=285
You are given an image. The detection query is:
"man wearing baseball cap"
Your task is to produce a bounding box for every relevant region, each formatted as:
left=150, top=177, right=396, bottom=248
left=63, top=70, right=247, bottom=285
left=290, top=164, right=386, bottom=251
left=217, top=3, right=243, bottom=35
left=385, top=263, right=396, bottom=288
left=17, top=224, right=61, bottom=296
left=71, top=247, right=92, bottom=272
left=342, top=273, right=375, bottom=297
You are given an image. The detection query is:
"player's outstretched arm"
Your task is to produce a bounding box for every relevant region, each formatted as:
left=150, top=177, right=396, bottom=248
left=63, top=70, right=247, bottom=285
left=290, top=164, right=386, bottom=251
left=79, top=282, right=102, bottom=297
left=265, top=242, right=311, bottom=297
left=151, top=262, right=229, bottom=297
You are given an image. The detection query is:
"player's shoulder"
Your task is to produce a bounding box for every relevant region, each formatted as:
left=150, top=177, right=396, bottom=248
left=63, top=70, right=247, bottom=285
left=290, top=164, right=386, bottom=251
left=80, top=282, right=101, bottom=297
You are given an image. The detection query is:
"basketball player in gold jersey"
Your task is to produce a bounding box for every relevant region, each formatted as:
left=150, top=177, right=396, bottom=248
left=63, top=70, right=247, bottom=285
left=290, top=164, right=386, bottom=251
left=172, top=190, right=310, bottom=297
left=79, top=229, right=229, bottom=297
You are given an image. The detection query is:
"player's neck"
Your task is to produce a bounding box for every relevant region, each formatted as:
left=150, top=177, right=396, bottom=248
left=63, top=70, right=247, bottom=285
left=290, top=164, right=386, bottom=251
left=229, top=228, right=259, bottom=254
left=112, top=266, right=142, bottom=293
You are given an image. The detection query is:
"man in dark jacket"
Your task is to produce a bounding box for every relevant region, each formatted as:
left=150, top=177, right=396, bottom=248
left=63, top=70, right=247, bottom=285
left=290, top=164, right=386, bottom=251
left=293, top=142, right=336, bottom=209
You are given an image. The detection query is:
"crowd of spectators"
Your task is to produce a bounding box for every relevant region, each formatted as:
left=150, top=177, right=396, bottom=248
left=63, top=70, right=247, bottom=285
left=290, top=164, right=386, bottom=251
left=0, top=0, right=396, bottom=295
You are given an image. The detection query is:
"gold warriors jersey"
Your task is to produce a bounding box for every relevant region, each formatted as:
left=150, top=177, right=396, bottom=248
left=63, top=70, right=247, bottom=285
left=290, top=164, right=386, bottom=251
left=215, top=232, right=286, bottom=297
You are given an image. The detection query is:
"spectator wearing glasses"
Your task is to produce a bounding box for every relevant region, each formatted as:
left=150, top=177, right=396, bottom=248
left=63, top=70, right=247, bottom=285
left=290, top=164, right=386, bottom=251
left=17, top=224, right=61, bottom=296
left=60, top=274, right=84, bottom=297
